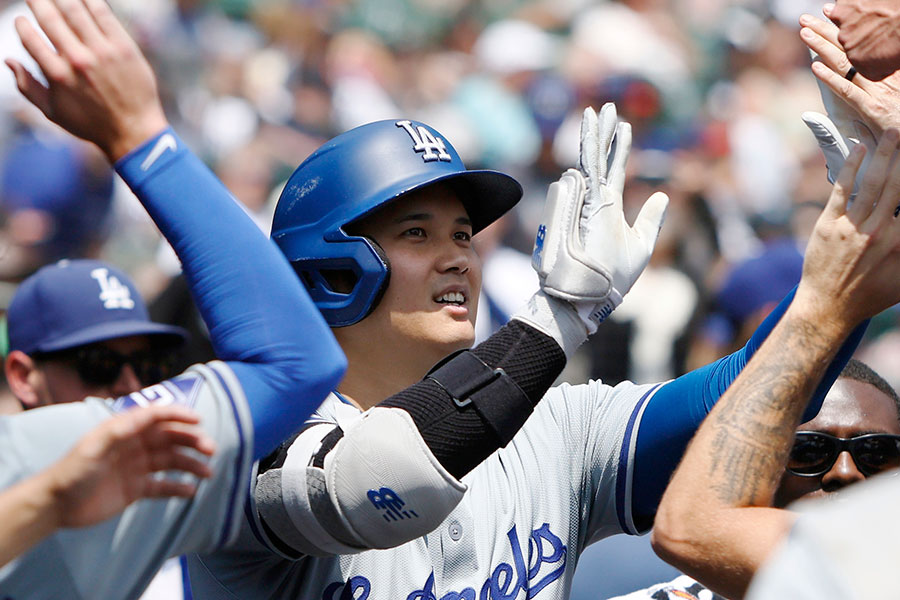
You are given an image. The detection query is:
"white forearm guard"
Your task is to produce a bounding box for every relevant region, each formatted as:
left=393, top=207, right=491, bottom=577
left=255, top=407, right=466, bottom=557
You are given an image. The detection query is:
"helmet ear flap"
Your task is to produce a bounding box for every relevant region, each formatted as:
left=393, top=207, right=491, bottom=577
left=361, top=236, right=391, bottom=320
left=287, top=235, right=391, bottom=327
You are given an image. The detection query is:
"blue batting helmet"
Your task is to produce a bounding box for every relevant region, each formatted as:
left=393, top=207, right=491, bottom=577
left=272, top=119, right=523, bottom=327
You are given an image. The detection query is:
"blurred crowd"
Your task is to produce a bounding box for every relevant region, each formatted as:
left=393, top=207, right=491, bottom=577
left=0, top=2, right=891, bottom=426
left=1, top=0, right=898, bottom=596
left=8, top=0, right=893, bottom=396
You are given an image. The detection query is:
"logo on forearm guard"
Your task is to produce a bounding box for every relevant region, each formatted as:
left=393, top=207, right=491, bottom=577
left=368, top=487, right=419, bottom=522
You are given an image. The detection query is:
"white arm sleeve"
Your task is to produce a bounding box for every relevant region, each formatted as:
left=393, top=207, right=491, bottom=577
left=255, top=406, right=466, bottom=557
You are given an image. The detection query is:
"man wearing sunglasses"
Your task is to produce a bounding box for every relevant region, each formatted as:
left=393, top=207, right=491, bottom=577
left=2, top=258, right=193, bottom=599
left=4, top=259, right=188, bottom=410
left=610, top=357, right=900, bottom=600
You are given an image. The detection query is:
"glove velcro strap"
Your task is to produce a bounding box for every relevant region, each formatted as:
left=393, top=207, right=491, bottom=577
left=426, top=350, right=532, bottom=446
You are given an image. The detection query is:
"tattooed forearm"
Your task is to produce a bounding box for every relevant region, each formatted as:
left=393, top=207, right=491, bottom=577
left=707, top=315, right=840, bottom=505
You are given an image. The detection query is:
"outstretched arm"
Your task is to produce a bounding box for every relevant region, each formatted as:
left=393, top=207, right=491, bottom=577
left=7, top=0, right=346, bottom=458
left=652, top=133, right=900, bottom=599
left=0, top=405, right=215, bottom=568
left=628, top=286, right=866, bottom=528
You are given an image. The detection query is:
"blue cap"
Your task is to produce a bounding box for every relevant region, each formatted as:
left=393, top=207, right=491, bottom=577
left=6, top=259, right=188, bottom=355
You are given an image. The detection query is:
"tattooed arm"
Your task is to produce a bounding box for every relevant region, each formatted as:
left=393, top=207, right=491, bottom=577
left=651, top=131, right=900, bottom=600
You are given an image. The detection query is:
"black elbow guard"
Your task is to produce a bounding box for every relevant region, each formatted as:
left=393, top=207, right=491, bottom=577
left=381, top=320, right=565, bottom=478
left=425, top=349, right=531, bottom=445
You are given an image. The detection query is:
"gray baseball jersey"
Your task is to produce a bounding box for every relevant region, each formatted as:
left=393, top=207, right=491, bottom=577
left=189, top=377, right=662, bottom=599
left=0, top=362, right=254, bottom=600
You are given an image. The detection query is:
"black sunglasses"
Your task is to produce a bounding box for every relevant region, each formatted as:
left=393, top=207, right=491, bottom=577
left=787, top=431, right=900, bottom=477
left=37, top=344, right=178, bottom=388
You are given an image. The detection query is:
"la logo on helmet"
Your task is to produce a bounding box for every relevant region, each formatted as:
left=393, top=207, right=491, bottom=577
left=395, top=121, right=452, bottom=163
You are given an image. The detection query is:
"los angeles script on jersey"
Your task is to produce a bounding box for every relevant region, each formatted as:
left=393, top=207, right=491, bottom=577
left=321, top=524, right=567, bottom=600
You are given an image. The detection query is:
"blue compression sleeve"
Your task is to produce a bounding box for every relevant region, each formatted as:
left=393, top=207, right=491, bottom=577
left=629, top=285, right=867, bottom=527
left=116, top=129, right=346, bottom=458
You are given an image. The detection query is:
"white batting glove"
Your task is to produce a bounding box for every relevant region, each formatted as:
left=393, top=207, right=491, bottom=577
left=513, top=103, right=669, bottom=358
left=802, top=52, right=876, bottom=194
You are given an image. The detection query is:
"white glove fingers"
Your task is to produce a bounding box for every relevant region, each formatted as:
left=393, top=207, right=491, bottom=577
left=579, top=107, right=601, bottom=179
left=607, top=121, right=632, bottom=197
left=802, top=111, right=850, bottom=184
left=631, top=191, right=669, bottom=248
left=596, top=103, right=618, bottom=180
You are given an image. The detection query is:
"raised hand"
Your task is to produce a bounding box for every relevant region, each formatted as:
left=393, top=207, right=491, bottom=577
left=48, top=404, right=215, bottom=529
left=800, top=13, right=900, bottom=139
left=5, top=0, right=169, bottom=161
left=532, top=103, right=668, bottom=333
left=825, top=0, right=900, bottom=81
left=797, top=128, right=900, bottom=329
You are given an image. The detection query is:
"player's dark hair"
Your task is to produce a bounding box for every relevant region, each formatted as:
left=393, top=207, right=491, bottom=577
left=839, top=358, right=900, bottom=421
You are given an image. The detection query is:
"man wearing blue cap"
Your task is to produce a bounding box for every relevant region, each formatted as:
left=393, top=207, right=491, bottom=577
left=4, top=259, right=188, bottom=409
left=3, top=258, right=193, bottom=599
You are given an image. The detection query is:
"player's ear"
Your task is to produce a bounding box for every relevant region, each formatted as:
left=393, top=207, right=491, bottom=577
left=6, top=351, right=41, bottom=410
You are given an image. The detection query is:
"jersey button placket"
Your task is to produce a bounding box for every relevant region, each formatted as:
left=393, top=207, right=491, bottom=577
left=448, top=520, right=463, bottom=541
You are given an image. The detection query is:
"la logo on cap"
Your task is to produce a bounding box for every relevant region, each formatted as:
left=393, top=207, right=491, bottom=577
left=90, top=268, right=135, bottom=310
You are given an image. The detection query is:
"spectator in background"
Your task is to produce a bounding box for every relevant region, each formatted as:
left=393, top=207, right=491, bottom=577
left=0, top=128, right=114, bottom=281
left=686, top=207, right=808, bottom=369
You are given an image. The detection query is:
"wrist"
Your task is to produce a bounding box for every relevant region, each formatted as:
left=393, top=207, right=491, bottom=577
left=574, top=289, right=622, bottom=331
left=20, top=468, right=67, bottom=534
left=511, top=291, right=588, bottom=359
left=789, top=286, right=859, bottom=340
left=104, top=113, right=170, bottom=163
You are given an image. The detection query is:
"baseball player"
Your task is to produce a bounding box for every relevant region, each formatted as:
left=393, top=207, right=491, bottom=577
left=186, top=74, right=865, bottom=600
left=2, top=5, right=675, bottom=599
left=650, top=130, right=900, bottom=600
left=0, top=0, right=345, bottom=597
